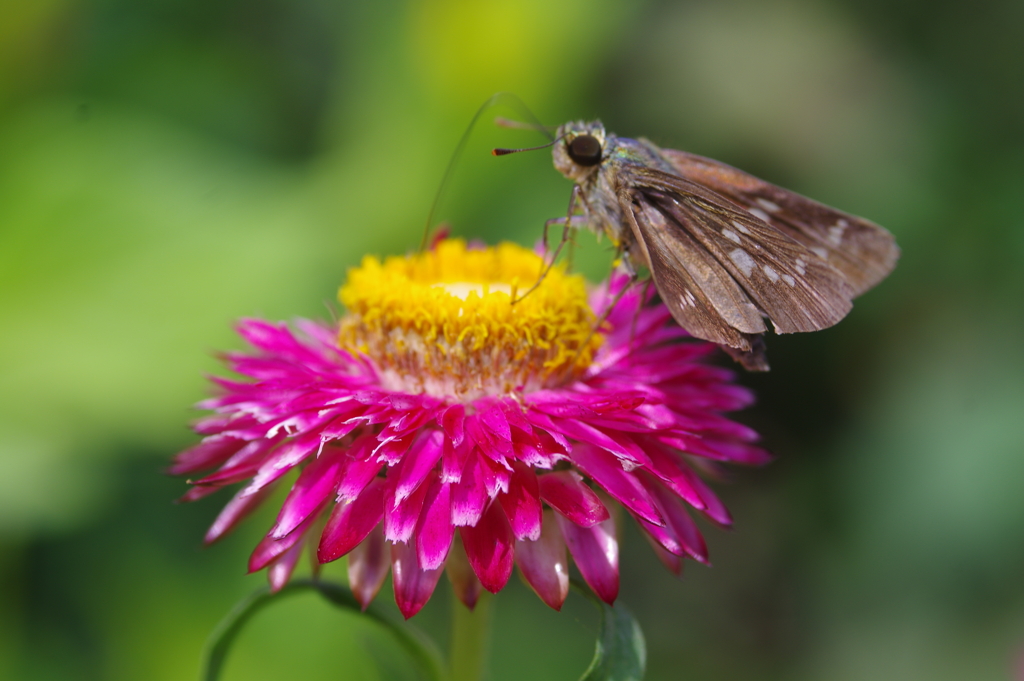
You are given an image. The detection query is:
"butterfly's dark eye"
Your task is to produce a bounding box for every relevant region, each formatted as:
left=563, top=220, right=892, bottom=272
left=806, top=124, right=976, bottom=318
left=567, top=135, right=602, bottom=166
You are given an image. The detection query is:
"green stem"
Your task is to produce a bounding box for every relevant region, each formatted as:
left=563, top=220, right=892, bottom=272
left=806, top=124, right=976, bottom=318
left=449, top=590, right=494, bottom=681
left=200, top=579, right=446, bottom=681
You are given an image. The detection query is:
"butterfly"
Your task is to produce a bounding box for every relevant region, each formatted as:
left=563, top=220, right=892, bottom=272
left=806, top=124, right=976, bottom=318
left=535, top=120, right=899, bottom=371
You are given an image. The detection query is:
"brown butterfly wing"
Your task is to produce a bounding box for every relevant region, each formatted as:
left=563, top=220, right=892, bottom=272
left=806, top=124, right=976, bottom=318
left=622, top=188, right=770, bottom=370
left=658, top=147, right=899, bottom=296
left=619, top=165, right=856, bottom=337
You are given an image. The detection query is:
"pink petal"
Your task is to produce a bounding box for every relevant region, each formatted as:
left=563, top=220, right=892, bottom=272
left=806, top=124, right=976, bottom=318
left=348, top=524, right=390, bottom=610
left=497, top=398, right=533, bottom=434
left=394, top=430, right=444, bottom=505
left=193, top=413, right=254, bottom=436
left=478, top=454, right=511, bottom=498
left=657, top=434, right=772, bottom=466
left=467, top=416, right=512, bottom=458
left=249, top=504, right=324, bottom=572
left=641, top=439, right=710, bottom=512
left=168, top=435, right=245, bottom=475
left=451, top=453, right=488, bottom=527
left=529, top=421, right=570, bottom=455
left=378, top=405, right=437, bottom=441
left=178, top=485, right=222, bottom=503
left=664, top=409, right=761, bottom=441
left=636, top=513, right=684, bottom=558
left=336, top=436, right=384, bottom=501
left=445, top=535, right=482, bottom=610
left=441, top=437, right=470, bottom=483
left=479, top=404, right=511, bottom=442
left=205, top=482, right=278, bottom=544
left=244, top=430, right=323, bottom=496
left=512, top=432, right=557, bottom=469
left=643, top=535, right=683, bottom=576
left=459, top=501, right=515, bottom=593
left=529, top=390, right=645, bottom=417
left=692, top=436, right=772, bottom=466
left=515, top=510, right=569, bottom=610
left=440, top=404, right=466, bottom=446
left=498, top=461, right=542, bottom=541
left=416, top=474, right=454, bottom=570
left=319, top=412, right=370, bottom=441
left=373, top=434, right=416, bottom=466
left=267, top=540, right=304, bottom=593
left=537, top=471, right=610, bottom=528
left=530, top=429, right=569, bottom=466
left=656, top=457, right=733, bottom=527
left=549, top=416, right=651, bottom=467
left=557, top=513, right=619, bottom=604
left=317, top=478, right=386, bottom=563
left=570, top=444, right=663, bottom=526
left=384, top=471, right=431, bottom=543
left=647, top=479, right=709, bottom=563
left=270, top=446, right=347, bottom=538
left=192, top=437, right=279, bottom=487
left=391, top=540, right=444, bottom=619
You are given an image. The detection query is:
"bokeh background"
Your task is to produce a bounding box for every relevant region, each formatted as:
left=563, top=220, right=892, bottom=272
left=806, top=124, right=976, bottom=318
left=2, top=0, right=1023, bottom=679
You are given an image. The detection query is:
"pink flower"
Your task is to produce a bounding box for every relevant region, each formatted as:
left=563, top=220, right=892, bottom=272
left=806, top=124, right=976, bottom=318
left=172, top=240, right=768, bottom=618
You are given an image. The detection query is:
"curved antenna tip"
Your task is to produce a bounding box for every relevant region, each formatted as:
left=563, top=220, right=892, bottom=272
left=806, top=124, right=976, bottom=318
left=491, top=136, right=563, bottom=158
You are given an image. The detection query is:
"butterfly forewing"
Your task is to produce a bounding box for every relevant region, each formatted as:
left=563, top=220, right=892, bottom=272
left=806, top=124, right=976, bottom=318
left=625, top=190, right=769, bottom=370
left=626, top=192, right=764, bottom=338
left=659, top=148, right=899, bottom=296
left=622, top=165, right=856, bottom=335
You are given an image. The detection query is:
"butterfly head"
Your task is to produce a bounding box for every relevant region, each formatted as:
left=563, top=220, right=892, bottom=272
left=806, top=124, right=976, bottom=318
left=553, top=120, right=607, bottom=183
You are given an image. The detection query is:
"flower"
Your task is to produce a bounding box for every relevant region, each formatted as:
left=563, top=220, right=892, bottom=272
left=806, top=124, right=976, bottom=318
left=171, top=239, right=769, bottom=618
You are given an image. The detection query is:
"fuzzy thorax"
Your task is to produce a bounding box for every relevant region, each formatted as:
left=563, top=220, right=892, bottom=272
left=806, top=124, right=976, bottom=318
left=338, top=239, right=602, bottom=400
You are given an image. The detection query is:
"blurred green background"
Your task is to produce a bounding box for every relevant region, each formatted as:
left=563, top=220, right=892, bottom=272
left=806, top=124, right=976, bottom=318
left=2, top=0, right=1023, bottom=679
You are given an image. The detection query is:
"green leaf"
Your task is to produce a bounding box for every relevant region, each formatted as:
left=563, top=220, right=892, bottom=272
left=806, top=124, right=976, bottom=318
left=573, top=579, right=647, bottom=681
left=200, top=579, right=446, bottom=681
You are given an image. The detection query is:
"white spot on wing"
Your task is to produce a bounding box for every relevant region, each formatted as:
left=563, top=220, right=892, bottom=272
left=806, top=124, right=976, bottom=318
left=828, top=219, right=848, bottom=246
left=795, top=259, right=807, bottom=275
left=731, top=220, right=751, bottom=234
left=763, top=265, right=780, bottom=282
left=748, top=207, right=771, bottom=223
left=678, top=291, right=696, bottom=308
left=756, top=198, right=781, bottom=212
left=782, top=274, right=795, bottom=286
left=722, top=229, right=741, bottom=244
left=729, top=248, right=755, bottom=277
left=810, top=246, right=828, bottom=259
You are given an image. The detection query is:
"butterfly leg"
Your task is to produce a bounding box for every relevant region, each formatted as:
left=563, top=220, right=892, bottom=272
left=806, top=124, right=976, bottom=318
left=513, top=185, right=586, bottom=304
left=627, top=277, right=655, bottom=354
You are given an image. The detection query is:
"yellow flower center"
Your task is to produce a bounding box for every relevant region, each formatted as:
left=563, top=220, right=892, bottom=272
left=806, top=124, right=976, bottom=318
left=338, top=239, right=602, bottom=399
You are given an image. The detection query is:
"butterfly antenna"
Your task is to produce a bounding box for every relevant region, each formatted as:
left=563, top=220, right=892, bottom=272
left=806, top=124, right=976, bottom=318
left=420, top=93, right=552, bottom=251
left=492, top=137, right=562, bottom=156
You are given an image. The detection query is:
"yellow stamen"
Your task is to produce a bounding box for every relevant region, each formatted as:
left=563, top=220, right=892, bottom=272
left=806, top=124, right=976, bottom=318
left=338, top=239, right=602, bottom=399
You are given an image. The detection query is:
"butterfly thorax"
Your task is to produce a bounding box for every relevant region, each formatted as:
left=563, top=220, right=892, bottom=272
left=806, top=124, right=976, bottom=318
left=553, top=120, right=676, bottom=251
